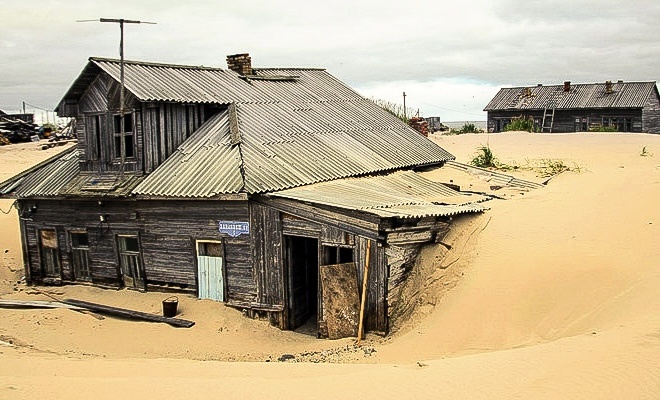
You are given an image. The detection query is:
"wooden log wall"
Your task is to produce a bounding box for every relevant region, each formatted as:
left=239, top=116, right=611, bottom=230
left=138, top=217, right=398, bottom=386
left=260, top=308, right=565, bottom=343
left=488, top=109, right=644, bottom=133
left=18, top=199, right=256, bottom=306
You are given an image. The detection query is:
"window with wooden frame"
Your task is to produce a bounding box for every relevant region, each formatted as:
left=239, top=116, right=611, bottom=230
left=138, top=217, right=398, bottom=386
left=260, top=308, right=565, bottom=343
left=86, top=114, right=103, bottom=160
left=39, top=229, right=61, bottom=277
left=70, top=231, right=91, bottom=281
left=113, top=113, right=134, bottom=159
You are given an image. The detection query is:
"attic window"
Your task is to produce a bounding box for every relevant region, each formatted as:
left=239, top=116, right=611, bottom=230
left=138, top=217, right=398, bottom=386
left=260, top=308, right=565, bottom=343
left=113, top=113, right=134, bottom=159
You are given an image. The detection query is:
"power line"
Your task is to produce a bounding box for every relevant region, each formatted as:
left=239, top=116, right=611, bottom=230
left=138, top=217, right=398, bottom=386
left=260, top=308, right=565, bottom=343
left=420, top=101, right=485, bottom=117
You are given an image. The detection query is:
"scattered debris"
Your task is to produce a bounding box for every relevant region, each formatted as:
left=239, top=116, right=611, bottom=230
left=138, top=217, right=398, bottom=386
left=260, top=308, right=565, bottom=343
left=0, top=117, right=39, bottom=144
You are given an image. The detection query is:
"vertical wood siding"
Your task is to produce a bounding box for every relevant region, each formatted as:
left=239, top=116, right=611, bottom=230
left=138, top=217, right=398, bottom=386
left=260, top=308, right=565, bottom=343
left=643, top=88, right=660, bottom=134
left=18, top=199, right=255, bottom=305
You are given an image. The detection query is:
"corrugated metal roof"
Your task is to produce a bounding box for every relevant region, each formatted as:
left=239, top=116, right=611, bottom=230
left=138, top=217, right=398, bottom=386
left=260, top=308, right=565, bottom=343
left=105, top=58, right=453, bottom=196
left=43, top=57, right=455, bottom=198
left=484, top=81, right=657, bottom=111
left=0, top=149, right=79, bottom=198
left=444, top=161, right=545, bottom=190
left=91, top=58, right=273, bottom=104
left=133, top=110, right=245, bottom=197
left=269, top=170, right=488, bottom=218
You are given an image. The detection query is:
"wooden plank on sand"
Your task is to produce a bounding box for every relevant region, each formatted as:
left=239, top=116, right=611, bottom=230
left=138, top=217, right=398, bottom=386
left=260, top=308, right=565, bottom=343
left=62, top=299, right=195, bottom=328
left=0, top=299, right=85, bottom=310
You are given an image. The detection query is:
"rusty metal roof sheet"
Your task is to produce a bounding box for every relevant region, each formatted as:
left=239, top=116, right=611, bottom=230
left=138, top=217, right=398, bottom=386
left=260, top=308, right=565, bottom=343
left=484, top=81, right=658, bottom=111
left=269, top=170, right=488, bottom=218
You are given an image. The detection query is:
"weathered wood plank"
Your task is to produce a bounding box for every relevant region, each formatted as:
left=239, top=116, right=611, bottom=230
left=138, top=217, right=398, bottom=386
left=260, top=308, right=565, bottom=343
left=0, top=300, right=85, bottom=310
left=62, top=298, right=195, bottom=328
left=320, top=263, right=360, bottom=339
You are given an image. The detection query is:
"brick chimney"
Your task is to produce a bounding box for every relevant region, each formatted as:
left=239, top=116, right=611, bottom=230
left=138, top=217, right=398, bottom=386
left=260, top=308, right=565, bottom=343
left=605, top=80, right=613, bottom=94
left=226, top=53, right=252, bottom=76
left=563, top=81, right=571, bottom=92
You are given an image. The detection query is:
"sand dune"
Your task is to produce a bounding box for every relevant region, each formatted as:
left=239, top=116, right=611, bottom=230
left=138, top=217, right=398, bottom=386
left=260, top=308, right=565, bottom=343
left=1, top=132, right=659, bottom=399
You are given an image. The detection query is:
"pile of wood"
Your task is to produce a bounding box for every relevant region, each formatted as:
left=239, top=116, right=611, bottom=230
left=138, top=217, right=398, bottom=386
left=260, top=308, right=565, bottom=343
left=0, top=117, right=39, bottom=144
left=40, top=119, right=78, bottom=150
left=408, top=116, right=429, bottom=137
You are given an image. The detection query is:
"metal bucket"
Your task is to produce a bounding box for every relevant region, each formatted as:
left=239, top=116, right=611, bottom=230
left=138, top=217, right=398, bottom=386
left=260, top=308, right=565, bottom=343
left=162, top=296, right=178, bottom=318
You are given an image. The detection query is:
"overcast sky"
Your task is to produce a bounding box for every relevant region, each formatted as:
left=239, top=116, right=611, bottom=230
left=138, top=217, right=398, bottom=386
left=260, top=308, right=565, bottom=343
left=1, top=0, right=658, bottom=122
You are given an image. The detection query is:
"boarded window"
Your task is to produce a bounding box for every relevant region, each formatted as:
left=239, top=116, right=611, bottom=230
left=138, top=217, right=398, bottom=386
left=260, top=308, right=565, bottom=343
left=40, top=229, right=60, bottom=277
left=86, top=115, right=102, bottom=160
left=198, top=242, right=223, bottom=257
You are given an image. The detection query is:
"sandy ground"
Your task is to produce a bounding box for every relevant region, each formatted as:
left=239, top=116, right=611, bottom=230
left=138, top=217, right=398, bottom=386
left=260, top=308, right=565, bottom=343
left=1, top=132, right=660, bottom=399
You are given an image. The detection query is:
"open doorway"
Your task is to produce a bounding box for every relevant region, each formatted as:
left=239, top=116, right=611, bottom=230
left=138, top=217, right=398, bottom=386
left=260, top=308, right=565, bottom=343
left=284, top=235, right=319, bottom=332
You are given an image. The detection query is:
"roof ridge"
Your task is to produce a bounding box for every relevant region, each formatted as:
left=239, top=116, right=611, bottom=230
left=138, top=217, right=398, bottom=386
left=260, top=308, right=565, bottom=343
left=90, top=57, right=227, bottom=71
left=507, top=81, right=657, bottom=89
left=253, top=67, right=326, bottom=71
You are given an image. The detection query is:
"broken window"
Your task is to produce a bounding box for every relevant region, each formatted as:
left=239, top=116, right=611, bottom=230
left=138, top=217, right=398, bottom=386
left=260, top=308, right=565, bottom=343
left=70, top=231, right=91, bottom=281
left=118, top=235, right=144, bottom=289
left=322, top=245, right=354, bottom=265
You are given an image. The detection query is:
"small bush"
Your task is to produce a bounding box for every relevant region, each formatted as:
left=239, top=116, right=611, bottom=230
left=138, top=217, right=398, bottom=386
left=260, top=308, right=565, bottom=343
left=471, top=145, right=497, bottom=168
left=503, top=117, right=536, bottom=132
left=448, top=122, right=484, bottom=135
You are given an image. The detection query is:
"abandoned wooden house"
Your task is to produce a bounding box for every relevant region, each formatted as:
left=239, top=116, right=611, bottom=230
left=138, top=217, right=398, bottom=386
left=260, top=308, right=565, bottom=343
left=484, top=80, right=660, bottom=133
left=0, top=53, right=487, bottom=336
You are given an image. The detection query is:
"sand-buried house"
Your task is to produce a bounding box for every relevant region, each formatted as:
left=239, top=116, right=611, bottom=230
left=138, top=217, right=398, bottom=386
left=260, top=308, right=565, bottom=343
left=485, top=80, right=660, bottom=133
left=0, top=54, right=488, bottom=336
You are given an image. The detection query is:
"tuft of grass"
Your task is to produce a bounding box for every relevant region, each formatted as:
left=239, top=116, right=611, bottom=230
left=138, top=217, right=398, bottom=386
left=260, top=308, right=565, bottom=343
left=527, top=159, right=581, bottom=177
left=372, top=98, right=416, bottom=124
left=640, top=146, right=653, bottom=157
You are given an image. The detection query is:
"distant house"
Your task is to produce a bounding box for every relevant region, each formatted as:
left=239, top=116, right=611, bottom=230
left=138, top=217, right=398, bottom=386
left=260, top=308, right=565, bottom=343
left=0, top=54, right=487, bottom=336
left=484, top=81, right=660, bottom=133
left=0, top=108, right=35, bottom=124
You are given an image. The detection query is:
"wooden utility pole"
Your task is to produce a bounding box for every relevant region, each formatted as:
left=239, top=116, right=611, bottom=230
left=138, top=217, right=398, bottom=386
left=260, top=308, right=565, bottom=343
left=403, top=92, right=407, bottom=120
left=357, top=239, right=371, bottom=346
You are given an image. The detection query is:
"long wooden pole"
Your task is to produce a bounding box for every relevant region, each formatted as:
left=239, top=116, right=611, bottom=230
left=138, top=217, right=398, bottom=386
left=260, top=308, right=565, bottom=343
left=357, top=239, right=371, bottom=346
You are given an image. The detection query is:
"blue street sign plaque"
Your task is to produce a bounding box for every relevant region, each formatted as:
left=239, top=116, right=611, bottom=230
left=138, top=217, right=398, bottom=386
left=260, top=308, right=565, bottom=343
left=218, top=221, right=250, bottom=237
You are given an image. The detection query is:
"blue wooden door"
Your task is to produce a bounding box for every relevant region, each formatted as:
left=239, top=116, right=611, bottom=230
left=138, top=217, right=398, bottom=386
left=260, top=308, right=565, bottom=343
left=197, top=241, right=224, bottom=301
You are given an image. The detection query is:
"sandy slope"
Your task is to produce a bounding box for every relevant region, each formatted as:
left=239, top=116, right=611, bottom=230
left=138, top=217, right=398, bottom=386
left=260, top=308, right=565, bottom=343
left=1, top=133, right=660, bottom=399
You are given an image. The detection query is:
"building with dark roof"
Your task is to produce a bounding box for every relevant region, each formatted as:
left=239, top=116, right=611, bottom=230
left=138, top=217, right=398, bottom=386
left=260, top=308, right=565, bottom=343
left=484, top=81, right=660, bottom=133
left=0, top=54, right=487, bottom=336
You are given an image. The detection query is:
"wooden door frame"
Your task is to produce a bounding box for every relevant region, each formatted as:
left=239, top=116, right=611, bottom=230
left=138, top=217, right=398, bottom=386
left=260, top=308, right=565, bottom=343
left=283, top=234, right=320, bottom=331
left=115, top=233, right=146, bottom=291
left=194, top=239, right=227, bottom=301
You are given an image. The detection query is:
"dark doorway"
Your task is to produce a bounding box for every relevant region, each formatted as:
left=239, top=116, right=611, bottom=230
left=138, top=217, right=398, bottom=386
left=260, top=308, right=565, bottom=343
left=284, top=235, right=319, bottom=331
